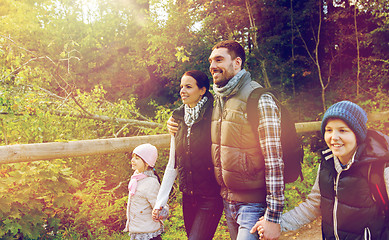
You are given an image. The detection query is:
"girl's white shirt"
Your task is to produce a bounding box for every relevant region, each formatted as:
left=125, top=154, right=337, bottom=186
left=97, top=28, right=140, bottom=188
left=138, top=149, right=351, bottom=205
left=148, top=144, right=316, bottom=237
left=154, top=135, right=178, bottom=210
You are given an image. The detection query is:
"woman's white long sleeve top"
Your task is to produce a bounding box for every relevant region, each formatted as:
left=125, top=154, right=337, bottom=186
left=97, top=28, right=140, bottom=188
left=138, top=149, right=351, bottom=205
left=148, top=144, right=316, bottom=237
left=154, top=136, right=178, bottom=210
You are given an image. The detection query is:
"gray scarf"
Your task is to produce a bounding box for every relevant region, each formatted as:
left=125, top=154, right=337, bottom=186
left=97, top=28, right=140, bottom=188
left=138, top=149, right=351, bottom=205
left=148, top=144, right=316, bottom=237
left=213, top=69, right=246, bottom=97
left=184, top=95, right=208, bottom=127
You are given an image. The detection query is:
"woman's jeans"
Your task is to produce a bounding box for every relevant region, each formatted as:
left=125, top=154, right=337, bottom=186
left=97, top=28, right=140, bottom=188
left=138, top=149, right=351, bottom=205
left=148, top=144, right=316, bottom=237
left=223, top=200, right=266, bottom=240
left=182, top=193, right=223, bottom=240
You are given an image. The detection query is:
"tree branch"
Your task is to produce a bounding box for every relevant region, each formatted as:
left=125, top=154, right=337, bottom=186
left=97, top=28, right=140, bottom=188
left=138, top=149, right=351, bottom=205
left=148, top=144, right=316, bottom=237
left=50, top=110, right=163, bottom=128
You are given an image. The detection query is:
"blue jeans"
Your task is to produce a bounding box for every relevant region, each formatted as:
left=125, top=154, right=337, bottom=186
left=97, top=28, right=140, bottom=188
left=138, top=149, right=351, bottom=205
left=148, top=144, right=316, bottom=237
left=223, top=200, right=266, bottom=240
left=182, top=193, right=224, bottom=240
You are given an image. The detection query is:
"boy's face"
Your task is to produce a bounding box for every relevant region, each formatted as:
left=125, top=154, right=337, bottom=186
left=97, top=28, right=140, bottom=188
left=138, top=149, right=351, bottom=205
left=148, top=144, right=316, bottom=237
left=324, top=118, right=357, bottom=165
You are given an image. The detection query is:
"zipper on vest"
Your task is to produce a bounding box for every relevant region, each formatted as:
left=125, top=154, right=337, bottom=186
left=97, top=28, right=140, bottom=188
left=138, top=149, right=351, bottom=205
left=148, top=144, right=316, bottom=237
left=364, top=227, right=371, bottom=240
left=333, top=172, right=341, bottom=240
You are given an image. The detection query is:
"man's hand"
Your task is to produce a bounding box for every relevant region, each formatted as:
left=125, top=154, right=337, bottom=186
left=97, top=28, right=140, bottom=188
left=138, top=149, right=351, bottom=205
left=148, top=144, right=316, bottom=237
left=167, top=116, right=178, bottom=136
left=250, top=217, right=281, bottom=240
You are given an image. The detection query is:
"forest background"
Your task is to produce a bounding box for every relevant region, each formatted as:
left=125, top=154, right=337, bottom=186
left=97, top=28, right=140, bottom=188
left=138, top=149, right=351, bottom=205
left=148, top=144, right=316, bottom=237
left=0, top=0, right=388, bottom=239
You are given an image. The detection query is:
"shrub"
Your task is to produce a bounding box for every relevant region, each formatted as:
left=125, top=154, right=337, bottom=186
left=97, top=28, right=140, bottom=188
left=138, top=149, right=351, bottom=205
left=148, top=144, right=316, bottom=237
left=284, top=147, right=321, bottom=211
left=0, top=161, right=79, bottom=239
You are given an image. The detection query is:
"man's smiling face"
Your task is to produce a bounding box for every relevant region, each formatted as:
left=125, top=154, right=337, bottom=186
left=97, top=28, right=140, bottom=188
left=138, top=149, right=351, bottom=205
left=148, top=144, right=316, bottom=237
left=208, top=47, right=241, bottom=87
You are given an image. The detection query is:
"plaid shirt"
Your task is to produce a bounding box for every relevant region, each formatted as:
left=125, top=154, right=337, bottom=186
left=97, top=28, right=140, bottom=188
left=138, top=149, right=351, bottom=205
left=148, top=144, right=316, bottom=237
left=257, top=93, right=284, bottom=224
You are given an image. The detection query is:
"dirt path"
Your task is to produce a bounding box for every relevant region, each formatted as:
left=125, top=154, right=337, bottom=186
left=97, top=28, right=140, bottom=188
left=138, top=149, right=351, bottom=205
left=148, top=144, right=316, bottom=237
left=279, top=218, right=322, bottom=240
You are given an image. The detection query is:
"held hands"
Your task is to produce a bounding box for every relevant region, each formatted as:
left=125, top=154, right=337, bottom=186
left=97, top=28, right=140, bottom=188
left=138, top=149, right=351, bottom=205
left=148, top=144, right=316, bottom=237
left=152, top=208, right=162, bottom=222
left=250, top=217, right=281, bottom=240
left=152, top=206, right=169, bottom=222
left=167, top=116, right=178, bottom=136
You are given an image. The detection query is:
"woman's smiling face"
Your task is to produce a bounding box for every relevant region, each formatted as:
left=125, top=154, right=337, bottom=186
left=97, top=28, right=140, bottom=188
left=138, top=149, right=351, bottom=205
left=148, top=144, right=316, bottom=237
left=324, top=118, right=358, bottom=165
left=180, top=75, right=206, bottom=108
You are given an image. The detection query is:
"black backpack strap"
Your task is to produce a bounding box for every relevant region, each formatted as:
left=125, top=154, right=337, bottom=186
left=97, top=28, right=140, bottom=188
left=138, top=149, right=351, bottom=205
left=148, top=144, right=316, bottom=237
left=368, top=161, right=389, bottom=217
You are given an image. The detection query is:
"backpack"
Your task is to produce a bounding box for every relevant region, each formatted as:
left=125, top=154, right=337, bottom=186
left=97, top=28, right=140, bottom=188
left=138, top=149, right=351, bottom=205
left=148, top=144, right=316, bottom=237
left=368, top=161, right=389, bottom=218
left=247, top=87, right=304, bottom=184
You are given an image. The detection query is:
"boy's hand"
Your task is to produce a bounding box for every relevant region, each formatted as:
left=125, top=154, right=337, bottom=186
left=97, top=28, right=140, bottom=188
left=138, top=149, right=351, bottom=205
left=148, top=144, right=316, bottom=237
left=250, top=217, right=281, bottom=240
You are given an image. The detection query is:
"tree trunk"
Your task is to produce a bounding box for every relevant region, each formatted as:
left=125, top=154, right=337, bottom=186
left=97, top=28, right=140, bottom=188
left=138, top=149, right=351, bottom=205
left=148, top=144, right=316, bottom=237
left=245, top=0, right=271, bottom=88
left=354, top=3, right=360, bottom=96
left=260, top=60, right=272, bottom=88
left=295, top=1, right=327, bottom=111
left=315, top=1, right=326, bottom=112
left=290, top=0, right=296, bottom=96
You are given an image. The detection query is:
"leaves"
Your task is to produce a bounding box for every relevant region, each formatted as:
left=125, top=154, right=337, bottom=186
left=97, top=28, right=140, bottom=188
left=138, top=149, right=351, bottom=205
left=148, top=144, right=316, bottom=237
left=0, top=161, right=80, bottom=239
left=0, top=0, right=388, bottom=239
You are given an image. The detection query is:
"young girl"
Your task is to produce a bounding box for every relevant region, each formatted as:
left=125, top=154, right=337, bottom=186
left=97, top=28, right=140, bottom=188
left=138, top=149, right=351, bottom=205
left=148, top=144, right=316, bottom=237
left=254, top=101, right=389, bottom=239
left=123, top=143, right=164, bottom=240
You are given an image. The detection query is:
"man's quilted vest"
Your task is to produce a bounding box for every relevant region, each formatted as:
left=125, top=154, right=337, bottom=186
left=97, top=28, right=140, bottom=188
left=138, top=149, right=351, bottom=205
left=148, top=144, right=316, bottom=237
left=319, top=151, right=387, bottom=239
left=211, top=74, right=266, bottom=203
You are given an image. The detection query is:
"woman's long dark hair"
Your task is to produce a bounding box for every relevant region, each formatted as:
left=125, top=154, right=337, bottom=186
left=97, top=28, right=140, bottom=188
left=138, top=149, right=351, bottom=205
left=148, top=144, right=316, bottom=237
left=183, top=70, right=210, bottom=92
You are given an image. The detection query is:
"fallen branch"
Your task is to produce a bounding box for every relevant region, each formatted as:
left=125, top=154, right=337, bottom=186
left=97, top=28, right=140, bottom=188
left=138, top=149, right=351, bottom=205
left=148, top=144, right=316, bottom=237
left=50, top=109, right=164, bottom=128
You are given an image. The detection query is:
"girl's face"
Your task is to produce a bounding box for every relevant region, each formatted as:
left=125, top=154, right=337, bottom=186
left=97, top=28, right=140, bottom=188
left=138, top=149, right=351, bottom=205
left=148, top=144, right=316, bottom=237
left=131, top=153, right=147, bottom=173
left=180, top=75, right=206, bottom=108
left=324, top=119, right=358, bottom=165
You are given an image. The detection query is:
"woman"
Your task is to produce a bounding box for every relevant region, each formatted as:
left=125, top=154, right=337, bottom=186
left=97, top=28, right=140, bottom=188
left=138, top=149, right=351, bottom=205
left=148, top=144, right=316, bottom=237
left=255, top=101, right=389, bottom=239
left=152, top=70, right=223, bottom=240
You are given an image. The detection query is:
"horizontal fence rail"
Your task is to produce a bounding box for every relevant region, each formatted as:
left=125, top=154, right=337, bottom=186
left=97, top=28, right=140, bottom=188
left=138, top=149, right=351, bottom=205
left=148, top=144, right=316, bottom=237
left=1, top=111, right=388, bottom=165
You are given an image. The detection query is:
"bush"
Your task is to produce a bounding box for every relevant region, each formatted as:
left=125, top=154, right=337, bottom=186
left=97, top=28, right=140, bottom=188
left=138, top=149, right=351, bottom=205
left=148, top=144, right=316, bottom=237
left=0, top=161, right=79, bottom=239
left=284, top=147, right=321, bottom=211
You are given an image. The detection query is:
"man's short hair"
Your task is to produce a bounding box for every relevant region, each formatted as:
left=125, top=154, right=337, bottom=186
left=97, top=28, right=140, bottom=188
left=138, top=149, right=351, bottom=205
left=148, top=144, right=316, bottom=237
left=212, top=40, right=245, bottom=69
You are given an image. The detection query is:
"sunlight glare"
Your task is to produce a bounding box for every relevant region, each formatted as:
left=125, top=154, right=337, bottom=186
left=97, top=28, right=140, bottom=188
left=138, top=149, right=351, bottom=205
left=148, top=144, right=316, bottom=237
left=78, top=0, right=100, bottom=23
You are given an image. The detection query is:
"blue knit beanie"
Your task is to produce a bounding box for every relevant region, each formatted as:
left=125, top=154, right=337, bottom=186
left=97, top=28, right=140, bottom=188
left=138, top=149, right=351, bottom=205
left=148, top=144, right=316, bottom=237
left=321, top=101, right=368, bottom=144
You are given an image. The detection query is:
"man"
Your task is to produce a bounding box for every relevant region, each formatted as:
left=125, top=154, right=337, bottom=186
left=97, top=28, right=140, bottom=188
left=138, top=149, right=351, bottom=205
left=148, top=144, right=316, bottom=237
left=168, top=40, right=284, bottom=240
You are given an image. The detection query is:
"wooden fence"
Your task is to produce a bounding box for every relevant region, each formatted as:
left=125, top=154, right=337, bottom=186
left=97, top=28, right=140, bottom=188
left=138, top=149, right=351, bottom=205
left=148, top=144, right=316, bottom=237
left=1, top=111, right=388, bottom=165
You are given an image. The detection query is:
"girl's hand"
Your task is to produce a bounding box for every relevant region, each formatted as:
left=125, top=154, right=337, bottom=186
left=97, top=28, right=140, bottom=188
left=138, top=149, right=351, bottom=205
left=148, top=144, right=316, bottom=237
left=152, top=208, right=162, bottom=222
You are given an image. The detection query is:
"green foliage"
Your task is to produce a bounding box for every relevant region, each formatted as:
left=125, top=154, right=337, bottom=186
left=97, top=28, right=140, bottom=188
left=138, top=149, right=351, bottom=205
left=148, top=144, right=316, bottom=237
left=0, top=64, right=170, bottom=239
left=284, top=148, right=321, bottom=211
left=358, top=90, right=389, bottom=135
left=0, top=0, right=388, bottom=239
left=213, top=214, right=230, bottom=240
left=162, top=192, right=187, bottom=239
left=71, top=172, right=127, bottom=238
left=0, top=161, right=80, bottom=239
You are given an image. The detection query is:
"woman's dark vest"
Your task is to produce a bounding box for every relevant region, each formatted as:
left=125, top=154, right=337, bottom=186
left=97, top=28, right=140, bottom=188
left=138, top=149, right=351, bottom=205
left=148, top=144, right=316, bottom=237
left=173, top=92, right=220, bottom=197
left=319, top=136, right=388, bottom=239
